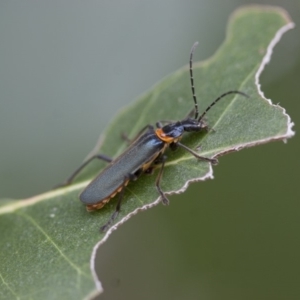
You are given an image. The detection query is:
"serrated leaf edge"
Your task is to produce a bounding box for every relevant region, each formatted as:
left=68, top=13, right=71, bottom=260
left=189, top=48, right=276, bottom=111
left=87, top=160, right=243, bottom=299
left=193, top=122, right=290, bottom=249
left=88, top=12, right=295, bottom=298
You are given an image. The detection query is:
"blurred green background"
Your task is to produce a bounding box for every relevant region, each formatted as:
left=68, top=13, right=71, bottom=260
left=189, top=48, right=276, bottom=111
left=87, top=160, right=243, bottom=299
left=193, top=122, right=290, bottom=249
left=1, top=1, right=299, bottom=299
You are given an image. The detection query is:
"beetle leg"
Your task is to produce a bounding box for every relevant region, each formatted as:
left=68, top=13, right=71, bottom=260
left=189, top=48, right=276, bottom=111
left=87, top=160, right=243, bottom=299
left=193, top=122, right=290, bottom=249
left=121, top=124, right=154, bottom=145
left=156, top=121, right=163, bottom=128
left=184, top=107, right=196, bottom=119
left=177, top=142, right=218, bottom=165
left=121, top=132, right=132, bottom=143
left=55, top=154, right=113, bottom=188
left=155, top=120, right=177, bottom=128
left=100, top=173, right=137, bottom=232
left=155, top=156, right=170, bottom=206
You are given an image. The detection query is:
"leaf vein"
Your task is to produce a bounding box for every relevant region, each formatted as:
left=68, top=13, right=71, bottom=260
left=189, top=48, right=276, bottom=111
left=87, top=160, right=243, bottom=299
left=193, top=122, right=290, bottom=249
left=15, top=211, right=91, bottom=281
left=0, top=271, right=19, bottom=299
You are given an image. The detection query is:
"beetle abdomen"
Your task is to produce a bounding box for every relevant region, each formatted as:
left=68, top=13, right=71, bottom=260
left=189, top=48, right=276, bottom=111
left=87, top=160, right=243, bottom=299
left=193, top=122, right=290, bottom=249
left=85, top=179, right=130, bottom=211
left=80, top=128, right=165, bottom=209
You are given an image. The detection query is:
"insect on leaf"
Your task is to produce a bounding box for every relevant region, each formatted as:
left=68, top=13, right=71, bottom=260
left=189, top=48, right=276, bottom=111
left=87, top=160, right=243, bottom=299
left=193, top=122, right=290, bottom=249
left=0, top=5, right=295, bottom=299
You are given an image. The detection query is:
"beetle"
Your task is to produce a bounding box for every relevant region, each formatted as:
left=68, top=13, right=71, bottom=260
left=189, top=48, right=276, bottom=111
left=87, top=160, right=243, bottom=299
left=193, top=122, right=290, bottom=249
left=60, top=42, right=248, bottom=232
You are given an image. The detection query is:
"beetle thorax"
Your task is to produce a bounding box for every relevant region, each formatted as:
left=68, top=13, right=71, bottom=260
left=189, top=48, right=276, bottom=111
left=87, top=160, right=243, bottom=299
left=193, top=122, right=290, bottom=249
left=155, top=122, right=184, bottom=143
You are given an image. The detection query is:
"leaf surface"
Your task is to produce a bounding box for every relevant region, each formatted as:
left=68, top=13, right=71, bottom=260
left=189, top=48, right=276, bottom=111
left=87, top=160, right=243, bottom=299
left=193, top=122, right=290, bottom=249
left=0, top=5, right=294, bottom=299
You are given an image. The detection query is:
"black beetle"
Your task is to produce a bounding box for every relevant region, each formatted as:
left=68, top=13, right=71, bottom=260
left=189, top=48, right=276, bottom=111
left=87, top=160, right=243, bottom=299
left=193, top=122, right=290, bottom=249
left=60, top=42, right=248, bottom=231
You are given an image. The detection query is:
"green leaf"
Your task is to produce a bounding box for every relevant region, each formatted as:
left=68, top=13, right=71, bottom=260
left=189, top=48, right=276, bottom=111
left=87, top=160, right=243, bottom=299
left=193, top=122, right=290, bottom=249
left=0, top=5, right=295, bottom=299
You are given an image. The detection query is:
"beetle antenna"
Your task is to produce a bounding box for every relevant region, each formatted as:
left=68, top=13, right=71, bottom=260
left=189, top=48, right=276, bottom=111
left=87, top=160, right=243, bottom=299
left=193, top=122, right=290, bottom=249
left=190, top=42, right=199, bottom=120
left=198, top=90, right=249, bottom=122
